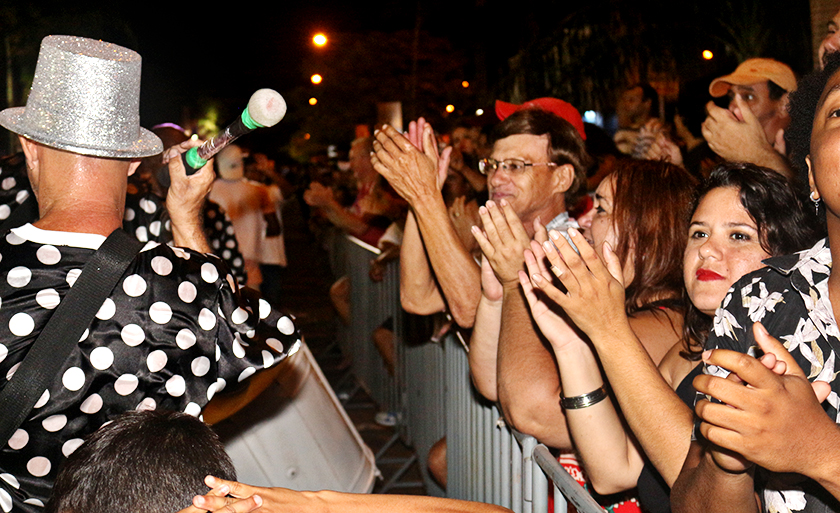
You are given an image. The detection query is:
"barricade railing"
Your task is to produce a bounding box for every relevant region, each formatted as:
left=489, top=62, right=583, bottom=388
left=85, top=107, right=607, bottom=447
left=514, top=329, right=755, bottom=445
left=331, top=232, right=602, bottom=510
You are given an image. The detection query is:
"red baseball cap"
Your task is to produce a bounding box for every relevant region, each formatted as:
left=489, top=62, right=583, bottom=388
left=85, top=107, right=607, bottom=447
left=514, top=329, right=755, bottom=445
left=495, top=97, right=586, bottom=140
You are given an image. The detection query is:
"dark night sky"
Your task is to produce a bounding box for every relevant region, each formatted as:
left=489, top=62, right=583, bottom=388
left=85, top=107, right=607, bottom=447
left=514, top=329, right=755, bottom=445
left=1, top=0, right=816, bottom=149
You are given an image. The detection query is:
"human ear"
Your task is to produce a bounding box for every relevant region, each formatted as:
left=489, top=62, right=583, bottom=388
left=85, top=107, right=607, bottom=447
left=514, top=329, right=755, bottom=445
left=807, top=155, right=820, bottom=200
left=552, top=163, right=575, bottom=194
left=127, top=159, right=141, bottom=177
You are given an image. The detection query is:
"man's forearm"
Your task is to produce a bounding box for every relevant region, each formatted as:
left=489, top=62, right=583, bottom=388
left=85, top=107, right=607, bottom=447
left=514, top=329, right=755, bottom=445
left=412, top=194, right=480, bottom=328
left=496, top=285, right=570, bottom=449
left=399, top=210, right=446, bottom=315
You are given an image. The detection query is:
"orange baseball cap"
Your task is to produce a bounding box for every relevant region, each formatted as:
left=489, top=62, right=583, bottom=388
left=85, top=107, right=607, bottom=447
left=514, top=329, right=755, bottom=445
left=708, top=58, right=797, bottom=97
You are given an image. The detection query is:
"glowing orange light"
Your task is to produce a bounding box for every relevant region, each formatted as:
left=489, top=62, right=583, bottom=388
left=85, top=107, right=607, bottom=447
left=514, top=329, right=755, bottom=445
left=702, top=50, right=713, bottom=60
left=445, top=104, right=455, bottom=113
left=313, top=34, right=328, bottom=46
left=309, top=97, right=318, bottom=105
left=476, top=109, right=484, bottom=116
left=304, top=133, right=311, bottom=140
left=311, top=74, right=322, bottom=84
left=462, top=81, right=469, bottom=88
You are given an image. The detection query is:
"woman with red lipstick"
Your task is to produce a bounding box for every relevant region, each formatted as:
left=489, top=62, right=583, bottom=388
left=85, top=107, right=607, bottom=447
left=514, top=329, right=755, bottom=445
left=519, top=163, right=820, bottom=513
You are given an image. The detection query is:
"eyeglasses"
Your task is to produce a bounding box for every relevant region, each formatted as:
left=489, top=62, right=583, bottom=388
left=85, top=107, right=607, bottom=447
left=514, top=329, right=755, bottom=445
left=478, top=158, right=557, bottom=176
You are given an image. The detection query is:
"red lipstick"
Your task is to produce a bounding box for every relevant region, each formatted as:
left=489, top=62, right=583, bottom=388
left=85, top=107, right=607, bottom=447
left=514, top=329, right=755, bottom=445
left=696, top=269, right=724, bottom=281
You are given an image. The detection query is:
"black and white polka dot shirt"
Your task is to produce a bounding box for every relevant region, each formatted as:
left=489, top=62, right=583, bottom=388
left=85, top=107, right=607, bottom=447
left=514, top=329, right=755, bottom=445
left=0, top=224, right=301, bottom=512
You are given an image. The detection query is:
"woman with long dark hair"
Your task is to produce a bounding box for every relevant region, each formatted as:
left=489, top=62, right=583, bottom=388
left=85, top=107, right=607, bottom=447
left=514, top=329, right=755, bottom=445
left=520, top=162, right=820, bottom=512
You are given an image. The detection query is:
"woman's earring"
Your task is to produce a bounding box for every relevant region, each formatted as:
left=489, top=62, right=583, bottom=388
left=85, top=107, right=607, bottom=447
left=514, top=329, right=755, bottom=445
left=810, top=191, right=821, bottom=216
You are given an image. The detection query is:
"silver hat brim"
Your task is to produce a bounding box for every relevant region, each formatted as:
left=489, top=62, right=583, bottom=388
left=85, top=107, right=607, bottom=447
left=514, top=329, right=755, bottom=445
left=0, top=107, right=163, bottom=159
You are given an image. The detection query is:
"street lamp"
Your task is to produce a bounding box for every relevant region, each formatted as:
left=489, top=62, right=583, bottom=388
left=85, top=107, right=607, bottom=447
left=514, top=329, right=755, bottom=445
left=313, top=33, right=328, bottom=47
left=311, top=74, right=323, bottom=84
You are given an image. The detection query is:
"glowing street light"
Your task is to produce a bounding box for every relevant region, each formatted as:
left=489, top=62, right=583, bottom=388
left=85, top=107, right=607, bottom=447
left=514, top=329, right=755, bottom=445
left=309, top=97, right=318, bottom=105
left=445, top=104, right=455, bottom=113
left=702, top=50, right=714, bottom=60
left=461, top=81, right=469, bottom=88
left=313, top=33, right=328, bottom=47
left=311, top=74, right=323, bottom=84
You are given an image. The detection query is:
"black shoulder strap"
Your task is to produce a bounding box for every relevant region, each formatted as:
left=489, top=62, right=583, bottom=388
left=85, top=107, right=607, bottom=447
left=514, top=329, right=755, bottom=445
left=0, top=228, right=144, bottom=448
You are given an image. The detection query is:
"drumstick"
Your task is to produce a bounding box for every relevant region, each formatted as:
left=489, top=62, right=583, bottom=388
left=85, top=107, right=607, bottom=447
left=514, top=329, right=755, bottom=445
left=183, top=88, right=287, bottom=174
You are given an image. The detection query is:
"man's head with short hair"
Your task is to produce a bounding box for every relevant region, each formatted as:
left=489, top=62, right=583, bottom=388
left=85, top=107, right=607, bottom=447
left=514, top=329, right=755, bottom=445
left=487, top=109, right=590, bottom=228
left=618, top=83, right=657, bottom=125
left=47, top=410, right=236, bottom=513
left=708, top=58, right=796, bottom=144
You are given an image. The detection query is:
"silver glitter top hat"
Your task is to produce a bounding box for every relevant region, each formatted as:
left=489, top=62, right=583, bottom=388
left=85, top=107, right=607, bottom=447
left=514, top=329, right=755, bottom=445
left=0, top=35, right=162, bottom=158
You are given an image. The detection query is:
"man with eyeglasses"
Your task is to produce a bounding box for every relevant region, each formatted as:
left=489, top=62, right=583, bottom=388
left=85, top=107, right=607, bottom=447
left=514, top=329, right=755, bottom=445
left=372, top=100, right=590, bottom=451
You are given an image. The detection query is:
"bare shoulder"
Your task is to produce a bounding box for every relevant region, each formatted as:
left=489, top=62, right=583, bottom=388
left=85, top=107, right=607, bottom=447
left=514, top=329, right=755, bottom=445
left=658, top=341, right=700, bottom=390
left=628, top=308, right=683, bottom=366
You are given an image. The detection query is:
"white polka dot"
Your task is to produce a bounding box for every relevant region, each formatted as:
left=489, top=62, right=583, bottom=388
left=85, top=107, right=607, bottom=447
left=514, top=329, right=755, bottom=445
left=238, top=367, right=256, bottom=382
left=184, top=402, right=202, bottom=417
left=122, top=274, right=147, bottom=297
left=66, top=268, right=82, bottom=287
left=262, top=350, right=275, bottom=368
left=150, top=256, right=173, bottom=277
left=225, top=239, right=236, bottom=249
left=9, top=312, right=34, bottom=336
left=149, top=302, right=172, bottom=324
left=235, top=332, right=249, bottom=347
left=124, top=207, right=136, bottom=221
left=217, top=306, right=225, bottom=319
left=42, top=414, right=67, bottom=432
left=150, top=220, right=161, bottom=236
left=215, top=344, right=221, bottom=361
left=226, top=275, right=237, bottom=290
left=7, top=429, right=28, bottom=450
left=0, top=473, right=19, bottom=489
left=206, top=382, right=219, bottom=401
left=6, top=362, right=20, bottom=380
left=33, top=389, right=49, bottom=409
left=176, top=329, right=196, bottom=350
left=80, top=393, right=103, bottom=414
left=232, top=340, right=246, bottom=359
left=121, top=324, right=145, bottom=347
left=140, top=197, right=157, bottom=214
left=135, top=226, right=148, bottom=242
left=266, top=338, right=284, bottom=354
left=147, top=350, right=168, bottom=372
left=0, top=205, right=9, bottom=221
left=0, top=344, right=6, bottom=364
left=7, top=266, right=31, bottom=288
left=245, top=329, right=256, bottom=339
left=96, top=298, right=116, bottom=320
left=178, top=281, right=197, bottom=303
left=198, top=308, right=216, bottom=330
left=36, top=288, right=60, bottom=309
left=222, top=250, right=231, bottom=259
left=226, top=225, right=235, bottom=235
left=277, top=316, right=295, bottom=335
left=171, top=246, right=189, bottom=260
left=1, top=177, right=15, bottom=190
left=0, top=488, right=11, bottom=513
left=63, top=367, right=85, bottom=391
left=5, top=231, right=24, bottom=245
left=231, top=307, right=248, bottom=325
left=79, top=328, right=89, bottom=342
left=27, top=457, right=51, bottom=477
left=62, top=438, right=84, bottom=457
left=166, top=375, right=186, bottom=397
left=90, top=347, right=114, bottom=370
left=215, top=378, right=226, bottom=394
left=36, top=245, right=61, bottom=265
left=136, top=397, right=157, bottom=411
left=15, top=190, right=28, bottom=204
left=191, top=356, right=210, bottom=377
left=259, top=299, right=271, bottom=319
left=23, top=499, right=44, bottom=508
left=201, top=262, right=219, bottom=283
left=233, top=257, right=243, bottom=267
left=114, top=374, right=139, bottom=396
left=212, top=240, right=220, bottom=249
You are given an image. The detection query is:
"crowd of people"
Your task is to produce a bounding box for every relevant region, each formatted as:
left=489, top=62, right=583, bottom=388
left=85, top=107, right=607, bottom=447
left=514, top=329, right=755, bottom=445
left=5, top=6, right=840, bottom=513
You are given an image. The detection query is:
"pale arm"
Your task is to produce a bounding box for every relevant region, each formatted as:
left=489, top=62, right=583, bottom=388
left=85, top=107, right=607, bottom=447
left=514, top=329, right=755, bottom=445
left=468, top=256, right=503, bottom=401
left=191, top=476, right=513, bottom=513
left=398, top=210, right=447, bottom=314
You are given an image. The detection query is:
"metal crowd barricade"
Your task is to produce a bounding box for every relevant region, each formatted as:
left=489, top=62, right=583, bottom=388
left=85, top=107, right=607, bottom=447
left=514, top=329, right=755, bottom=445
left=443, top=332, right=604, bottom=513
left=333, top=231, right=602, bottom=510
